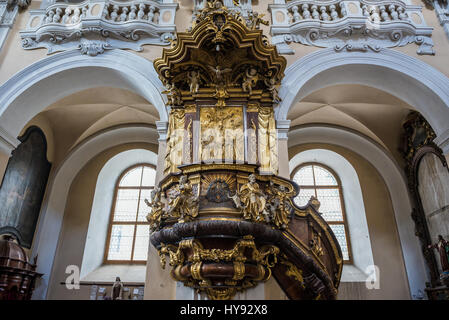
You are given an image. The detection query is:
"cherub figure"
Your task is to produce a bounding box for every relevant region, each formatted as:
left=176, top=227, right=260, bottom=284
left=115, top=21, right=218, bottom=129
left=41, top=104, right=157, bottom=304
left=248, top=12, right=269, bottom=30
left=145, top=186, right=166, bottom=231
left=162, top=82, right=182, bottom=106
left=187, top=70, right=200, bottom=94
left=242, top=67, right=258, bottom=96
left=264, top=77, right=281, bottom=104
left=167, top=175, right=199, bottom=223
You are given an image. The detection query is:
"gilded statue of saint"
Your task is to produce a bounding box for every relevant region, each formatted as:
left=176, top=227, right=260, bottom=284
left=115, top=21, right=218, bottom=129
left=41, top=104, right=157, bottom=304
left=145, top=186, right=166, bottom=231
left=167, top=175, right=199, bottom=223
left=238, top=174, right=268, bottom=222
left=266, top=182, right=293, bottom=229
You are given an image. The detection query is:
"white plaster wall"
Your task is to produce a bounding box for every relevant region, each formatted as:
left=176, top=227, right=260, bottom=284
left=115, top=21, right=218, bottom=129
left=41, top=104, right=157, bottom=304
left=289, top=149, right=375, bottom=282
left=80, top=148, right=157, bottom=280
left=288, top=125, right=427, bottom=299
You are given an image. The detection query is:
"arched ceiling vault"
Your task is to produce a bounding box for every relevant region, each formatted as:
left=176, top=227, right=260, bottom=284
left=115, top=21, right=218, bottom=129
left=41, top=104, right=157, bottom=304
left=25, top=87, right=159, bottom=166
left=287, top=84, right=415, bottom=165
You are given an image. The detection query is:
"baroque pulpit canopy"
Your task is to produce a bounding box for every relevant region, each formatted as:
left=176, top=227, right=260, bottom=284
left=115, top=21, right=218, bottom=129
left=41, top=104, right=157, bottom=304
left=154, top=0, right=286, bottom=107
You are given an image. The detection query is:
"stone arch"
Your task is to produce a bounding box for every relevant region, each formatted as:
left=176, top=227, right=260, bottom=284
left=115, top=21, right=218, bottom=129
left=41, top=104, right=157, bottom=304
left=31, top=124, right=159, bottom=299
left=279, top=49, right=449, bottom=145
left=0, top=49, right=167, bottom=152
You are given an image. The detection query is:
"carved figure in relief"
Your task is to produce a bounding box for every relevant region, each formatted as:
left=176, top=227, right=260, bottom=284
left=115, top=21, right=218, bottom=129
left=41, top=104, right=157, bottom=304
left=242, top=67, right=258, bottom=95
left=238, top=174, right=269, bottom=222
left=264, top=77, right=281, bottom=104
left=310, top=230, right=324, bottom=257
left=162, top=82, right=182, bottom=106
left=266, top=181, right=293, bottom=229
left=145, top=186, right=166, bottom=231
left=167, top=175, right=199, bottom=223
left=208, top=65, right=232, bottom=85
left=187, top=70, right=201, bottom=94
left=247, top=11, right=269, bottom=30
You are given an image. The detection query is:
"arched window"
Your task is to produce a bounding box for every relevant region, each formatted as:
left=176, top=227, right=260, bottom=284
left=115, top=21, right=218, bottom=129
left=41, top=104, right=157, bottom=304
left=105, top=164, right=156, bottom=263
left=292, top=163, right=352, bottom=262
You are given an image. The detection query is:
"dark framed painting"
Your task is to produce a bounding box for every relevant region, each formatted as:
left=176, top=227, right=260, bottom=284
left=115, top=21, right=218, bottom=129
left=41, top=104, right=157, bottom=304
left=0, top=126, right=51, bottom=248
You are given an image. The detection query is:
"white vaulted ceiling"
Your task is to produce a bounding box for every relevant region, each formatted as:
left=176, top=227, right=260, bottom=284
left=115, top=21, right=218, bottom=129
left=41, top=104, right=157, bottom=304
left=287, top=84, right=414, bottom=164
left=26, top=87, right=159, bottom=165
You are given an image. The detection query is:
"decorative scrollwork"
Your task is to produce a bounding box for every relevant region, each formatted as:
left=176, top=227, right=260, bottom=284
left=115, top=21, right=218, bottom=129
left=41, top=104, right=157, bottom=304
left=157, top=235, right=279, bottom=300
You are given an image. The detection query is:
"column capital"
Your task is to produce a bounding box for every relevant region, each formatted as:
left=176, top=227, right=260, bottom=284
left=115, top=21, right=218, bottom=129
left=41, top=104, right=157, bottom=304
left=276, top=119, right=291, bottom=141
left=156, top=121, right=168, bottom=142
left=0, top=126, right=19, bottom=156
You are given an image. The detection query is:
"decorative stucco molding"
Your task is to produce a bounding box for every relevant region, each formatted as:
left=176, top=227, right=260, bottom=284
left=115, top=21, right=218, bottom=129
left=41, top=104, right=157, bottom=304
left=192, top=0, right=263, bottom=29
left=269, top=0, right=434, bottom=55
left=427, top=0, right=449, bottom=41
left=20, top=0, right=178, bottom=55
left=0, top=1, right=18, bottom=52
left=276, top=119, right=291, bottom=140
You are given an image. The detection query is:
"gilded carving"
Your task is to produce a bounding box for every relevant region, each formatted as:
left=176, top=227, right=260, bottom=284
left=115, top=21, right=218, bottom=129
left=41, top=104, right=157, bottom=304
left=164, top=108, right=185, bottom=175
left=280, top=256, right=306, bottom=290
left=310, top=229, right=324, bottom=258
left=187, top=70, right=201, bottom=94
left=258, top=107, right=278, bottom=174
left=266, top=181, right=294, bottom=229
left=158, top=235, right=279, bottom=300
left=242, top=67, right=259, bottom=96
left=166, top=175, right=199, bottom=223
left=200, top=107, right=243, bottom=163
left=145, top=186, right=167, bottom=231
left=233, top=174, right=269, bottom=222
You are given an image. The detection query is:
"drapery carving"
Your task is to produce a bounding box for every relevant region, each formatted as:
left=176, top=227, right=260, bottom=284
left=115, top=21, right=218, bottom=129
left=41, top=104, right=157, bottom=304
left=164, top=108, right=185, bottom=175
left=258, top=106, right=278, bottom=174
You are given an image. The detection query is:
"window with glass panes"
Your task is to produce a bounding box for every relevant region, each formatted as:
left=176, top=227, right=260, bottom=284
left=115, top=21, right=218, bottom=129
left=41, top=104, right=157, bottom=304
left=105, top=164, right=156, bottom=263
left=292, top=163, right=352, bottom=262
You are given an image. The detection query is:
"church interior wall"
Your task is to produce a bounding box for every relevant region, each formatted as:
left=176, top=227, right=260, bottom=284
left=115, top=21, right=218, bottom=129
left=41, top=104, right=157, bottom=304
left=288, top=143, right=411, bottom=299
left=0, top=0, right=447, bottom=301
left=418, top=153, right=449, bottom=271
left=2, top=1, right=449, bottom=89
left=46, top=142, right=158, bottom=300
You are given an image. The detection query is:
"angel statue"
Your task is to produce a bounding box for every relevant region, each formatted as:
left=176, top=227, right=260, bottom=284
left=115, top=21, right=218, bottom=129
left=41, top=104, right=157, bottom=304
left=242, top=67, right=259, bottom=96
left=208, top=65, right=232, bottom=85
left=266, top=181, right=293, bottom=229
left=247, top=11, right=269, bottom=30
left=145, top=186, right=166, bottom=231
left=187, top=70, right=200, bottom=94
left=264, top=77, right=281, bottom=104
left=167, top=175, right=199, bottom=223
left=162, top=82, right=182, bottom=106
left=238, top=174, right=269, bottom=222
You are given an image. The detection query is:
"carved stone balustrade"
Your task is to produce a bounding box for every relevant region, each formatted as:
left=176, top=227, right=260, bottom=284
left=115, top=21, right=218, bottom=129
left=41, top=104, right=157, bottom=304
left=20, top=0, right=178, bottom=55
left=269, top=0, right=434, bottom=55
